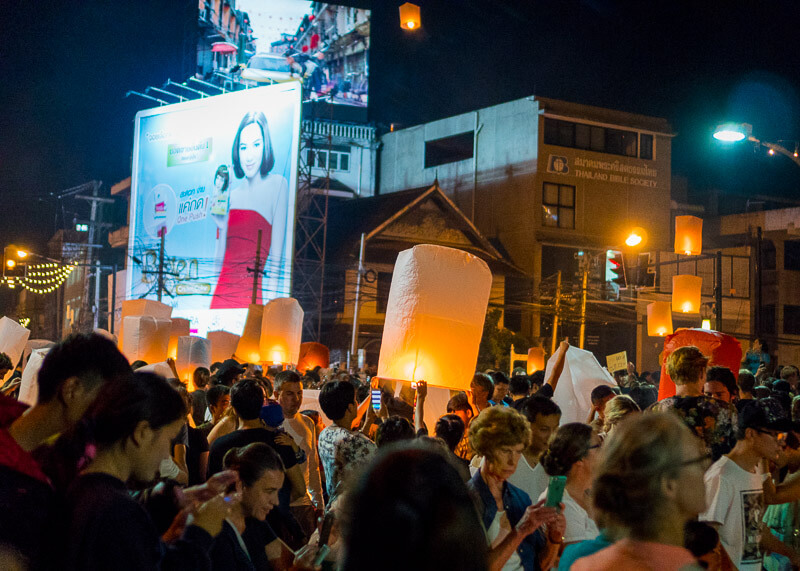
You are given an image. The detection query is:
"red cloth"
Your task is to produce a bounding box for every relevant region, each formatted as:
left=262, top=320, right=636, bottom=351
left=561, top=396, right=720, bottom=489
left=657, top=328, right=743, bottom=400
left=211, top=209, right=272, bottom=309
left=0, top=394, right=49, bottom=485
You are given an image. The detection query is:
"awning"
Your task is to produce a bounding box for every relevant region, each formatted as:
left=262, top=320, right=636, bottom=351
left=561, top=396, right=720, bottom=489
left=211, top=42, right=238, bottom=54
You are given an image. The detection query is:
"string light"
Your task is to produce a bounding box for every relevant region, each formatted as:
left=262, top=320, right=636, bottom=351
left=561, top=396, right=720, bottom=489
left=3, top=262, right=75, bottom=294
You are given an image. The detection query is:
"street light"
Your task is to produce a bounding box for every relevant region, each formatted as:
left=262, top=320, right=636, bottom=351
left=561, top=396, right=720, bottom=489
left=714, top=121, right=800, bottom=168
left=625, top=227, right=647, bottom=248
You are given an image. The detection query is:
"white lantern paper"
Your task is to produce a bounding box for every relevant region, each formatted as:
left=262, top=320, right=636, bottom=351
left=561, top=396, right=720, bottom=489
left=168, top=318, right=191, bottom=360
left=235, top=304, right=264, bottom=363
left=0, top=316, right=31, bottom=385
left=548, top=346, right=616, bottom=424
left=208, top=330, right=240, bottom=363
left=18, top=347, right=50, bottom=406
left=377, top=244, right=492, bottom=391
left=176, top=336, right=211, bottom=387
left=117, top=299, right=172, bottom=349
left=121, top=315, right=171, bottom=364
left=22, top=339, right=55, bottom=370
left=260, top=298, right=304, bottom=365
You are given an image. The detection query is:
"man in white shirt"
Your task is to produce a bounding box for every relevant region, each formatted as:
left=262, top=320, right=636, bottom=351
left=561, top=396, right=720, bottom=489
left=700, top=398, right=800, bottom=569
left=509, top=396, right=562, bottom=501
left=275, top=370, right=324, bottom=537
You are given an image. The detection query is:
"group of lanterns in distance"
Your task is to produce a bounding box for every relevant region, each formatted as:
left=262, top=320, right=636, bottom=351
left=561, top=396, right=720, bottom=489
left=646, top=215, right=704, bottom=337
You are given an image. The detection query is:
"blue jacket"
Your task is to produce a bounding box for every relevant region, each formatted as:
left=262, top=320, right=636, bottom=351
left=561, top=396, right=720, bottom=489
left=468, top=469, right=546, bottom=571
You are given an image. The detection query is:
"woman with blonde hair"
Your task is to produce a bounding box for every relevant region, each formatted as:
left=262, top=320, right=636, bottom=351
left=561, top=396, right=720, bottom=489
left=602, top=395, right=640, bottom=435
left=467, top=406, right=566, bottom=571
left=572, top=412, right=708, bottom=570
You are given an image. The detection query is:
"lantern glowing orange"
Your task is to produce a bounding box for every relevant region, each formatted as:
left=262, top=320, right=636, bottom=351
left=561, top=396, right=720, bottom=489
left=297, top=342, right=330, bottom=373
left=674, top=215, right=703, bottom=256
left=208, top=330, right=240, bottom=363
left=176, top=336, right=211, bottom=389
left=260, top=298, right=304, bottom=365
left=399, top=2, right=421, bottom=30
left=527, top=347, right=546, bottom=374
left=235, top=304, right=264, bottom=363
left=672, top=275, right=702, bottom=313
left=167, top=318, right=191, bottom=360
left=121, top=315, right=171, bottom=364
left=647, top=302, right=673, bottom=337
left=377, top=245, right=492, bottom=391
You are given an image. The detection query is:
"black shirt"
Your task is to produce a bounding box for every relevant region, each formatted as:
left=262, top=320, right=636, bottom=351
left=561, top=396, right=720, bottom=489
left=209, top=520, right=256, bottom=571
left=207, top=428, right=297, bottom=479
left=242, top=517, right=278, bottom=571
left=187, top=426, right=210, bottom=486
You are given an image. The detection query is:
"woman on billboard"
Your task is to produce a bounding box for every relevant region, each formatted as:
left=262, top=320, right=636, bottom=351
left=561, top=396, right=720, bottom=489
left=210, top=111, right=289, bottom=309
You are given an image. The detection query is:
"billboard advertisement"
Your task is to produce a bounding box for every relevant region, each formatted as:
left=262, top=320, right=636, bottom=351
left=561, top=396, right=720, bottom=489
left=127, top=82, right=302, bottom=336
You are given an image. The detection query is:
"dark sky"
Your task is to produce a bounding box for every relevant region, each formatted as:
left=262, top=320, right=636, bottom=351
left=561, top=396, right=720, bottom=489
left=3, top=0, right=800, bottom=256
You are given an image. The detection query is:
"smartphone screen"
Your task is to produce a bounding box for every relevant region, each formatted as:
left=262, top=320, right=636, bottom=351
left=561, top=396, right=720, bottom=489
left=545, top=475, right=567, bottom=509
left=371, top=388, right=381, bottom=410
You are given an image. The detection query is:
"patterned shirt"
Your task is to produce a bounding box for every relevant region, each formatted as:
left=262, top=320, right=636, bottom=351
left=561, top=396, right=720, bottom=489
left=648, top=395, right=737, bottom=460
left=318, top=425, right=376, bottom=499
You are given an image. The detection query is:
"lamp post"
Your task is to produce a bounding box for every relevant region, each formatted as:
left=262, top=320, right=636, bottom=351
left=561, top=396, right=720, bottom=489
left=713, top=122, right=800, bottom=168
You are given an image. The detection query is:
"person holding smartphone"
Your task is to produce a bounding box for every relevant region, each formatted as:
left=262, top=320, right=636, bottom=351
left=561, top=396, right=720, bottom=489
left=467, top=406, right=566, bottom=571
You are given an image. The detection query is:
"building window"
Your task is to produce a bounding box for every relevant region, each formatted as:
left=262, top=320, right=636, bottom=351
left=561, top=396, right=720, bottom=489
left=306, top=148, right=351, bottom=172
left=544, top=117, right=653, bottom=160
left=784, top=305, right=800, bottom=335
left=761, top=304, right=776, bottom=335
left=640, top=134, right=654, bottom=160
left=424, top=131, right=474, bottom=168
left=376, top=272, right=392, bottom=314
left=785, top=240, right=800, bottom=271
left=542, top=183, right=575, bottom=229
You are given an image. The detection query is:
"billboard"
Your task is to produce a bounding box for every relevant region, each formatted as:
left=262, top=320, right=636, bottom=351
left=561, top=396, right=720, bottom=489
left=127, top=82, right=302, bottom=336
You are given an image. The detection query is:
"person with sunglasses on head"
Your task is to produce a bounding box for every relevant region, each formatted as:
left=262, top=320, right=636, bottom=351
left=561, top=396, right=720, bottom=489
left=700, top=397, right=800, bottom=569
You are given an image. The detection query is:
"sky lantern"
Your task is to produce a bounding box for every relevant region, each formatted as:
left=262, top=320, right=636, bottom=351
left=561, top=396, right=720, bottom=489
left=527, top=347, right=546, bottom=374
left=399, top=2, right=421, bottom=30
left=176, top=336, right=211, bottom=389
left=167, top=318, right=191, bottom=360
left=116, top=299, right=172, bottom=350
left=0, top=316, right=30, bottom=384
left=674, top=215, right=703, bottom=256
left=121, top=315, right=171, bottom=364
left=647, top=301, right=673, bottom=337
left=377, top=244, right=492, bottom=391
left=297, top=342, right=329, bottom=373
left=235, top=304, right=264, bottom=364
left=260, top=297, right=304, bottom=365
left=208, top=330, right=240, bottom=363
left=672, top=275, right=702, bottom=313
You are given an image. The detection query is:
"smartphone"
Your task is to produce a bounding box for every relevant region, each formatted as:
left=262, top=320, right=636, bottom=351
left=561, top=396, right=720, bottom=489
left=371, top=388, right=381, bottom=411
left=313, top=510, right=336, bottom=567
left=545, top=475, right=567, bottom=509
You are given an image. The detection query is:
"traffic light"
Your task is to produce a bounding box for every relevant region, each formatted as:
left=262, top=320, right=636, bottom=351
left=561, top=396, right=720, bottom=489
left=605, top=249, right=626, bottom=293
left=3, top=246, right=27, bottom=280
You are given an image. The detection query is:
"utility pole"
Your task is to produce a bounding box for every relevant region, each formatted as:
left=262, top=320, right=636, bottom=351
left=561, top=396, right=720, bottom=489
left=714, top=250, right=723, bottom=331
left=350, top=233, right=366, bottom=361
left=93, top=259, right=101, bottom=329
left=755, top=226, right=763, bottom=337
left=157, top=230, right=165, bottom=302
left=250, top=229, right=263, bottom=304
left=550, top=270, right=561, bottom=355
left=578, top=259, right=589, bottom=349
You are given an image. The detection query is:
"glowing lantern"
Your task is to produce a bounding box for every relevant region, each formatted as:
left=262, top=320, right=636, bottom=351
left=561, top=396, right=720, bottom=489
left=399, top=2, right=421, bottom=30
left=377, top=244, right=492, bottom=391
left=297, top=342, right=330, bottom=373
left=18, top=348, right=49, bottom=406
left=121, top=315, right=171, bottom=364
left=117, top=299, right=172, bottom=350
left=647, top=301, right=673, bottom=337
left=208, top=330, right=240, bottom=363
left=0, top=316, right=31, bottom=385
left=527, top=347, right=546, bottom=374
left=672, top=275, right=702, bottom=313
left=168, top=318, right=191, bottom=360
left=235, top=304, right=264, bottom=363
left=674, top=215, right=703, bottom=256
left=260, top=297, right=304, bottom=365
left=176, top=336, right=211, bottom=389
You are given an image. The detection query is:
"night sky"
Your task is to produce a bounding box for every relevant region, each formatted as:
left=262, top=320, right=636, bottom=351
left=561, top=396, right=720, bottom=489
left=2, top=0, right=800, bottom=257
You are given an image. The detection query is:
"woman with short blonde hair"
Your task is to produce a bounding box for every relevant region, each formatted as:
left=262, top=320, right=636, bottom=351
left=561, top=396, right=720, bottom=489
left=602, top=395, right=640, bottom=435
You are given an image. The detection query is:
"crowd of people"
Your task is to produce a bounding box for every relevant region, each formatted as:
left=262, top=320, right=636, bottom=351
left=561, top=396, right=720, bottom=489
left=3, top=333, right=800, bottom=569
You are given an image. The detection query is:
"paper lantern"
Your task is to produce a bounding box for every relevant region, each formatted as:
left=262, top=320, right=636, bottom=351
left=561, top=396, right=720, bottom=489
left=235, top=304, right=264, bottom=363
left=377, top=244, right=492, bottom=391
left=548, top=346, right=616, bottom=424
left=167, top=318, right=191, bottom=359
left=399, top=2, right=421, bottom=30
left=260, top=298, right=304, bottom=365
left=297, top=342, right=329, bottom=373
left=527, top=347, right=545, bottom=374
left=672, top=275, right=702, bottom=313
left=0, top=316, right=30, bottom=384
left=176, top=336, right=211, bottom=389
left=674, top=215, right=703, bottom=256
left=18, top=347, right=50, bottom=406
left=208, top=330, right=240, bottom=363
left=121, top=315, right=171, bottom=364
left=647, top=302, right=674, bottom=337
left=658, top=328, right=742, bottom=400
left=117, top=299, right=172, bottom=350
left=92, top=328, right=116, bottom=344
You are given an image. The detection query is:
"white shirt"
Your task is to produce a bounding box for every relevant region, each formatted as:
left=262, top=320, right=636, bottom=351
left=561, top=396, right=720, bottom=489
left=283, top=414, right=324, bottom=509
left=486, top=510, right=524, bottom=571
left=508, top=455, right=550, bottom=503
left=700, top=456, right=765, bottom=570
left=537, top=487, right=599, bottom=544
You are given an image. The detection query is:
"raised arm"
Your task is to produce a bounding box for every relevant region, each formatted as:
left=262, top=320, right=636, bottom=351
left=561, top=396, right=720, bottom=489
left=414, top=380, right=427, bottom=433
left=545, top=340, right=569, bottom=392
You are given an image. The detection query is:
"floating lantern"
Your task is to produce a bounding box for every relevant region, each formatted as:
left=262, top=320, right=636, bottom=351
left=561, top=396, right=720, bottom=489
left=527, top=347, right=546, bottom=374
left=672, top=275, right=702, bottom=313
left=176, top=336, right=211, bottom=389
left=674, top=215, right=703, bottom=256
left=208, top=330, right=240, bottom=363
left=235, top=304, right=264, bottom=363
left=297, top=342, right=330, bottom=373
left=0, top=316, right=30, bottom=384
left=168, top=318, right=191, bottom=360
left=377, top=244, right=492, bottom=391
left=647, top=301, right=673, bottom=337
left=121, top=315, right=171, bottom=364
left=260, top=298, right=304, bottom=365
left=399, top=2, right=421, bottom=30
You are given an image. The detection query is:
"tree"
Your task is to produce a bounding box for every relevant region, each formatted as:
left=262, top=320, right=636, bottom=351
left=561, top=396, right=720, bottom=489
left=477, top=308, right=532, bottom=372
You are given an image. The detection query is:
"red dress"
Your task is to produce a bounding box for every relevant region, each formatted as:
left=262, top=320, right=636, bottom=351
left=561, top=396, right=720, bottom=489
left=211, top=209, right=272, bottom=309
